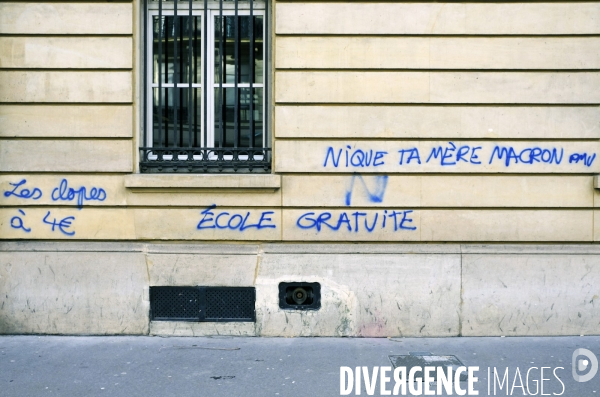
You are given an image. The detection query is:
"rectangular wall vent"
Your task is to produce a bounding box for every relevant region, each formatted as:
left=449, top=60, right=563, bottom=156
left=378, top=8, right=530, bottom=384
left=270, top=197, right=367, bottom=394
left=150, top=286, right=201, bottom=321
left=150, top=286, right=255, bottom=322
left=278, top=282, right=321, bottom=310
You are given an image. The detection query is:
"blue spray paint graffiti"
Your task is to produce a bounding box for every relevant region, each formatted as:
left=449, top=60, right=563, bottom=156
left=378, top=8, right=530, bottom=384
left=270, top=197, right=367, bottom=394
left=322, top=143, right=595, bottom=170
left=398, top=148, right=422, bottom=165
left=296, top=209, right=416, bottom=233
left=51, top=179, right=107, bottom=209
left=489, top=146, right=564, bottom=166
left=3, top=178, right=107, bottom=209
left=426, top=142, right=483, bottom=165
left=344, top=174, right=389, bottom=206
left=324, top=146, right=388, bottom=168
left=42, top=211, right=75, bottom=236
left=569, top=153, right=596, bottom=167
left=197, top=204, right=276, bottom=231
left=3, top=179, right=42, bottom=200
left=10, top=209, right=31, bottom=233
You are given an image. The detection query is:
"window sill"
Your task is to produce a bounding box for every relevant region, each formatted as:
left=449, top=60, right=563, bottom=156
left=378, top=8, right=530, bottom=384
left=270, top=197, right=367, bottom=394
left=124, top=174, right=280, bottom=193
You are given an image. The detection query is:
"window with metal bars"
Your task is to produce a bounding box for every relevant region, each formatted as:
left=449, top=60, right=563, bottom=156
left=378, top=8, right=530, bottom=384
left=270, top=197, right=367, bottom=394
left=141, top=0, right=270, bottom=173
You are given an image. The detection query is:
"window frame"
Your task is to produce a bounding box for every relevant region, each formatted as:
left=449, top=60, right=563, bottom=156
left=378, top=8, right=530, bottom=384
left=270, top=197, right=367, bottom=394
left=140, top=0, right=271, bottom=174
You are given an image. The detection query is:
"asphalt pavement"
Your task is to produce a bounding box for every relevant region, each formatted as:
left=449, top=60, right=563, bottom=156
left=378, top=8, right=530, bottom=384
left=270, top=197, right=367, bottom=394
left=1, top=335, right=599, bottom=397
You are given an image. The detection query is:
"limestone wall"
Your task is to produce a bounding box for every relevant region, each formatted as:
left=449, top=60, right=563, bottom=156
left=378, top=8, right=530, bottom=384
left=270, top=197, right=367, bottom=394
left=1, top=242, right=599, bottom=337
left=272, top=1, right=600, bottom=244
left=1, top=1, right=599, bottom=242
left=1, top=1, right=600, bottom=336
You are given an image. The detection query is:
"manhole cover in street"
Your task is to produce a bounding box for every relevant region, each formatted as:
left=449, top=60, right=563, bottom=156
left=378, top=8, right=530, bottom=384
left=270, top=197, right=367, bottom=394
left=388, top=354, right=468, bottom=382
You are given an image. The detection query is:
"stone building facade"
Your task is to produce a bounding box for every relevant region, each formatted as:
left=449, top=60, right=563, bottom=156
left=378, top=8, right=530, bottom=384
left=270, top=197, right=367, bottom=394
left=1, top=1, right=599, bottom=336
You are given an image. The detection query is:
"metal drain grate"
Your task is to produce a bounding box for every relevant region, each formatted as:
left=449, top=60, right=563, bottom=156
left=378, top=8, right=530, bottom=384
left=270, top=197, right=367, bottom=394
left=150, top=287, right=200, bottom=321
left=388, top=354, right=468, bottom=382
left=150, top=286, right=255, bottom=322
left=205, top=288, right=255, bottom=321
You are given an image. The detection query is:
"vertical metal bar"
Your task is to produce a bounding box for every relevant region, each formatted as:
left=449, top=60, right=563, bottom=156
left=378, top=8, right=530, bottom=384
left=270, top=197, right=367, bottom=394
left=179, top=12, right=185, bottom=146
left=173, top=0, right=179, bottom=148
left=188, top=1, right=192, bottom=148
left=143, top=0, right=148, bottom=152
left=264, top=0, right=269, bottom=152
left=163, top=10, right=168, bottom=146
left=233, top=0, right=239, bottom=149
left=248, top=0, right=254, bottom=149
left=218, top=0, right=224, bottom=149
left=157, top=0, right=164, bottom=148
left=193, top=16, right=198, bottom=146
left=203, top=0, right=207, bottom=150
left=194, top=16, right=198, bottom=147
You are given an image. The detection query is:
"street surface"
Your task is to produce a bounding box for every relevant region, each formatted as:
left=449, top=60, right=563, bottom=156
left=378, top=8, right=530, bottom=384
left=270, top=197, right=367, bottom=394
left=1, top=335, right=599, bottom=396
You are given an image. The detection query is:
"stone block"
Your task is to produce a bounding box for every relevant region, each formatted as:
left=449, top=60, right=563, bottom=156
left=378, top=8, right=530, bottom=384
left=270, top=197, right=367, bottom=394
left=124, top=174, right=281, bottom=190
left=276, top=37, right=600, bottom=70
left=146, top=243, right=259, bottom=255
left=124, top=174, right=282, bottom=207
left=0, top=37, right=132, bottom=69
left=275, top=72, right=429, bottom=103
left=274, top=106, right=600, bottom=139
left=282, top=175, right=593, bottom=208
left=133, top=208, right=282, bottom=241
left=276, top=37, right=430, bottom=69
left=0, top=251, right=148, bottom=334
left=0, top=71, right=132, bottom=103
left=1, top=174, right=127, bottom=207
left=282, top=209, right=420, bottom=241
left=419, top=176, right=593, bottom=208
left=282, top=175, right=422, bottom=208
left=461, top=254, right=600, bottom=336
left=276, top=3, right=600, bottom=35
left=0, top=105, right=133, bottom=138
left=149, top=321, right=255, bottom=336
left=0, top=208, right=137, bottom=240
left=274, top=140, right=600, bottom=173
left=430, top=37, right=600, bottom=70
left=596, top=210, right=600, bottom=241
left=430, top=72, right=600, bottom=104
left=275, top=72, right=600, bottom=104
left=255, top=253, right=461, bottom=337
left=0, top=3, right=132, bottom=34
left=147, top=254, right=257, bottom=286
left=261, top=243, right=460, bottom=255
left=0, top=140, right=132, bottom=172
left=420, top=210, right=593, bottom=242
left=126, top=190, right=282, bottom=208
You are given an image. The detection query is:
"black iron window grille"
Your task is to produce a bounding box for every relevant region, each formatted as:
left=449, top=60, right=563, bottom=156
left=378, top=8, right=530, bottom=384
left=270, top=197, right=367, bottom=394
left=141, top=0, right=270, bottom=173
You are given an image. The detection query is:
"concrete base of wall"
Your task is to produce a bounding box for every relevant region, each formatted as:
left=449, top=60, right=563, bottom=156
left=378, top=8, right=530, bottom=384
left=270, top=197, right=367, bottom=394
left=1, top=242, right=599, bottom=337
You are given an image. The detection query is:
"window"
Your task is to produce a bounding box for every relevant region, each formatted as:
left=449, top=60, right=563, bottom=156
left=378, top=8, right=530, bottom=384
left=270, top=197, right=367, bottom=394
left=141, top=0, right=270, bottom=173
